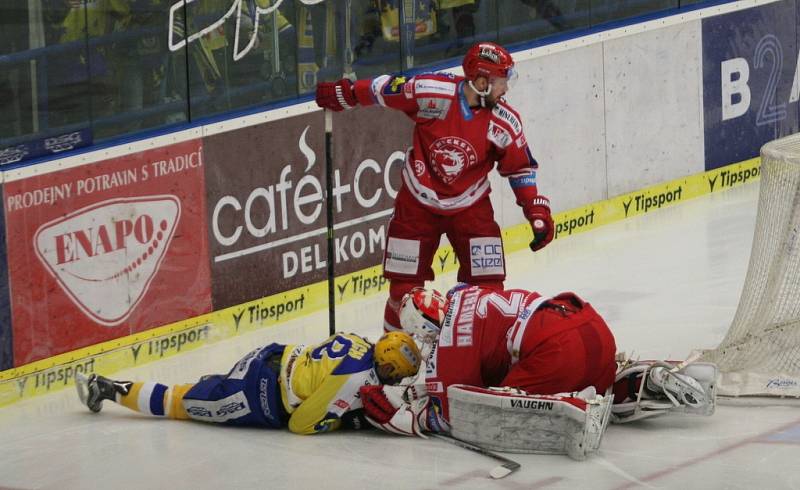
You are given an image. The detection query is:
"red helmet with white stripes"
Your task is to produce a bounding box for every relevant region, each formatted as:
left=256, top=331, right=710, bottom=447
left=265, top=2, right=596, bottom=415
left=462, top=42, right=515, bottom=80
left=398, top=288, right=447, bottom=340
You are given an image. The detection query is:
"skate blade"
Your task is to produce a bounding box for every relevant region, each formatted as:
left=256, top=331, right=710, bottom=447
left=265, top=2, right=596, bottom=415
left=75, top=372, right=90, bottom=406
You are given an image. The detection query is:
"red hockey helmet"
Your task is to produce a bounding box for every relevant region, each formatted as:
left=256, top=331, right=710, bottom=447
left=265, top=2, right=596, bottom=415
left=462, top=42, right=515, bottom=80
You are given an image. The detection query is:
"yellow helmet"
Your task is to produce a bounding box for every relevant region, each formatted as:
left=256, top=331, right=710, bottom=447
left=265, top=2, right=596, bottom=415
left=374, top=331, right=422, bottom=384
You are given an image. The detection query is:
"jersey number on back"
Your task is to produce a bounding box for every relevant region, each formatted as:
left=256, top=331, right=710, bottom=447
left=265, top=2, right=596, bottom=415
left=311, top=336, right=352, bottom=361
left=476, top=292, right=525, bottom=318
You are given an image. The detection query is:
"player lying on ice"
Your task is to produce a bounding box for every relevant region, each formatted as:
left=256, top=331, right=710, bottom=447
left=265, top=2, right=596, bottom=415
left=358, top=285, right=718, bottom=459
left=75, top=332, right=422, bottom=435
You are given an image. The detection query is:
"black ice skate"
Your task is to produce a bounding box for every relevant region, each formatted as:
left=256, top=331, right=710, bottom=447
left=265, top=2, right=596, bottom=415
left=75, top=373, right=132, bottom=413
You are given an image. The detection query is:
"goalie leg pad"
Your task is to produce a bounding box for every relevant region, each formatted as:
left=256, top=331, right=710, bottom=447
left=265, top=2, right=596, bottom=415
left=446, top=384, right=612, bottom=461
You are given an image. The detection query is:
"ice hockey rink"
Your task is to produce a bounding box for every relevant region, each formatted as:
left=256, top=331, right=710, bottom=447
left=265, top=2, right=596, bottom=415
left=1, top=180, right=799, bottom=490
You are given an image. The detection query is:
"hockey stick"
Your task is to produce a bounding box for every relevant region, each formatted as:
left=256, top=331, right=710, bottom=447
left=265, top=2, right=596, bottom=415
left=400, top=0, right=416, bottom=69
left=670, top=351, right=702, bottom=372
left=430, top=434, right=521, bottom=479
left=324, top=109, right=336, bottom=335
left=342, top=0, right=356, bottom=80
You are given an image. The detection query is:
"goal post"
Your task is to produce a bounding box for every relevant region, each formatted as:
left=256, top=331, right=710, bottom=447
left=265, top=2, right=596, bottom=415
left=700, top=133, right=800, bottom=399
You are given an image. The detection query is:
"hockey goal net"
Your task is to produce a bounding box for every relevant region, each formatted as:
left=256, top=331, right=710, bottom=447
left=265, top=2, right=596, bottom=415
left=700, top=133, right=800, bottom=399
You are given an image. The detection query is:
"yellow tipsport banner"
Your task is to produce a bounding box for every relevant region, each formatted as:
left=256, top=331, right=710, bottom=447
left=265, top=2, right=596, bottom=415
left=0, top=158, right=760, bottom=407
left=503, top=157, right=761, bottom=253
left=0, top=283, right=326, bottom=407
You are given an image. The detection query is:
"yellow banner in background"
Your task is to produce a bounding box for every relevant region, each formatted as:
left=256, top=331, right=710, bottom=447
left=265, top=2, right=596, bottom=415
left=505, top=157, right=761, bottom=253
left=0, top=158, right=761, bottom=407
left=0, top=282, right=327, bottom=407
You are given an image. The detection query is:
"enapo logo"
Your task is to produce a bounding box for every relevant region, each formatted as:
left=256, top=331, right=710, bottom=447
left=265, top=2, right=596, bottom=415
left=33, top=195, right=180, bottom=326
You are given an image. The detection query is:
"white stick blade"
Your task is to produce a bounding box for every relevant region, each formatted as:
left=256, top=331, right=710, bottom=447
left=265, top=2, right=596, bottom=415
left=489, top=464, right=514, bottom=479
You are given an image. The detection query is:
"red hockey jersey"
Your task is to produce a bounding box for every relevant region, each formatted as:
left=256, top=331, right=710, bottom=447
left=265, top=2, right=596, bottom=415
left=353, top=73, right=537, bottom=214
left=423, top=285, right=616, bottom=424
left=424, top=285, right=544, bottom=419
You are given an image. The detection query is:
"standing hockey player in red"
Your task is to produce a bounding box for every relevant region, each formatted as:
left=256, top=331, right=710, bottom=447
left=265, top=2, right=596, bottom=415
left=315, top=42, right=555, bottom=332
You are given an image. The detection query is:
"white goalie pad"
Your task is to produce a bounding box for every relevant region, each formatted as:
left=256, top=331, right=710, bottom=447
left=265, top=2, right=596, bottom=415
left=612, top=361, right=718, bottom=424
left=447, top=384, right=613, bottom=461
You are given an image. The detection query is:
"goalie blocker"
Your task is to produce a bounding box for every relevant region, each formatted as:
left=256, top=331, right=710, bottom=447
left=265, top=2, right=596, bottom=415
left=447, top=384, right=613, bottom=461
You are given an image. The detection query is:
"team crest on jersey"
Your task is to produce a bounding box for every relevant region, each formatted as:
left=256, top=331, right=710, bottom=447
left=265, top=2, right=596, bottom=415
left=413, top=159, right=426, bottom=176
left=428, top=137, right=478, bottom=184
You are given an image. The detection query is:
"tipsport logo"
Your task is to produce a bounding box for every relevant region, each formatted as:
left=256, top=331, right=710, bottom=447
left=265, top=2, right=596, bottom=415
left=33, top=196, right=180, bottom=326
left=707, top=166, right=760, bottom=192
left=554, top=209, right=595, bottom=239
left=622, top=187, right=683, bottom=217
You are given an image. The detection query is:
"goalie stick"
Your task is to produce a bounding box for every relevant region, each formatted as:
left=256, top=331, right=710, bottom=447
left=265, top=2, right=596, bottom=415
left=431, top=434, right=521, bottom=479
left=617, top=350, right=702, bottom=375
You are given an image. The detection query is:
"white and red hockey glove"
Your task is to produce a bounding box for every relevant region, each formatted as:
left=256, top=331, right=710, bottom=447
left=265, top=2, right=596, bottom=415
left=523, top=195, right=554, bottom=251
left=315, top=79, right=358, bottom=111
left=360, top=384, right=430, bottom=438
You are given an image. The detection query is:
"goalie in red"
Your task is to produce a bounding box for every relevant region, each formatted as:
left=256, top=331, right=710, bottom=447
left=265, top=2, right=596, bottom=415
left=315, top=42, right=555, bottom=333
left=358, top=285, right=718, bottom=459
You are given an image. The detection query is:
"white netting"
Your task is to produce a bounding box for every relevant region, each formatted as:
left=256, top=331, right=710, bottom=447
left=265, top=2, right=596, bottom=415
left=700, top=133, right=800, bottom=398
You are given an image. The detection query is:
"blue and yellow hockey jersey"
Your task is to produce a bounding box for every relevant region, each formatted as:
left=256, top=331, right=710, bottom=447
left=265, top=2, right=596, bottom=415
left=280, top=333, right=380, bottom=434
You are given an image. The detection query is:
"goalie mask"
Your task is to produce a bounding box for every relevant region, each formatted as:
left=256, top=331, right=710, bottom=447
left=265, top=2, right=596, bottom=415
left=398, top=288, right=447, bottom=339
left=374, top=332, right=422, bottom=384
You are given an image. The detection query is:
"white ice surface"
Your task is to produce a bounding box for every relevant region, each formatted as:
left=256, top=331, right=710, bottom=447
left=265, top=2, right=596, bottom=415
left=2, top=181, right=799, bottom=490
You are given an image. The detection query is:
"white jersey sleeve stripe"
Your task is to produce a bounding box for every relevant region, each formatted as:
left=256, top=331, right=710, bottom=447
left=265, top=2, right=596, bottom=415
left=370, top=75, right=392, bottom=107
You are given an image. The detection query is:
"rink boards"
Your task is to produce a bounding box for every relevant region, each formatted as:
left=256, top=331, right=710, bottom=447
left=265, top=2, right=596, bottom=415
left=0, top=0, right=794, bottom=404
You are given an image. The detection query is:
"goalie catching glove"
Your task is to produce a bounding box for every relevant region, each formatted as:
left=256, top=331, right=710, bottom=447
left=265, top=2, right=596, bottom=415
left=523, top=196, right=554, bottom=251
left=360, top=384, right=446, bottom=437
left=315, top=79, right=358, bottom=111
